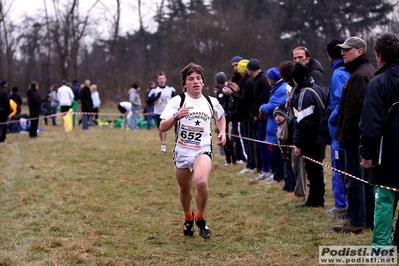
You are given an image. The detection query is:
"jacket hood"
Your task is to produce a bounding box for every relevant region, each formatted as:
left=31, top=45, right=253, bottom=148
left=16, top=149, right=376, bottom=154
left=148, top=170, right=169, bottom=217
left=308, top=59, right=324, bottom=73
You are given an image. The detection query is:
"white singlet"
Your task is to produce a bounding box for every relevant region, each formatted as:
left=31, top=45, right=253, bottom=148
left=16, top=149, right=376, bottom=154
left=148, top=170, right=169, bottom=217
left=160, top=93, right=224, bottom=157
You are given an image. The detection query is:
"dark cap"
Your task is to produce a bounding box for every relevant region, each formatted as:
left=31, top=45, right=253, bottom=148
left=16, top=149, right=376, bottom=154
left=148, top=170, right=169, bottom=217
left=0, top=80, right=8, bottom=86
left=326, top=39, right=345, bottom=59
left=291, top=63, right=309, bottom=83
left=231, top=56, right=243, bottom=64
left=214, top=72, right=227, bottom=84
left=336, top=36, right=367, bottom=50
left=61, top=80, right=67, bottom=85
left=247, top=58, right=261, bottom=71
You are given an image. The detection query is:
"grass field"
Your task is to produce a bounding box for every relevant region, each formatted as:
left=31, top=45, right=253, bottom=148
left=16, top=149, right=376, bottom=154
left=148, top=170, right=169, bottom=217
left=0, top=112, right=377, bottom=265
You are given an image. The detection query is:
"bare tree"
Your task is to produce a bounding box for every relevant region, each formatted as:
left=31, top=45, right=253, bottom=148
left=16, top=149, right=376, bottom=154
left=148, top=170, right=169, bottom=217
left=0, top=0, right=18, bottom=80
left=48, top=0, right=99, bottom=80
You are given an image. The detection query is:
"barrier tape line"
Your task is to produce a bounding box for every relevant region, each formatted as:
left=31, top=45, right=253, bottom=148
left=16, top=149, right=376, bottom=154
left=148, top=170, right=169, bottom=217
left=230, top=133, right=399, bottom=192
left=0, top=111, right=156, bottom=125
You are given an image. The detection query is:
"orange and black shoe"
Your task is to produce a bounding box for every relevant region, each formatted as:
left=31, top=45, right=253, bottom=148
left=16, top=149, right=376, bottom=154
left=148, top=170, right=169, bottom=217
left=183, top=212, right=194, bottom=237
left=196, top=217, right=211, bottom=238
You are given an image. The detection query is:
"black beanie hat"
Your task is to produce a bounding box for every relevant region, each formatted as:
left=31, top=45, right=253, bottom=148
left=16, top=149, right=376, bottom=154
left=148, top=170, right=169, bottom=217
left=247, top=58, right=261, bottom=71
left=291, top=63, right=309, bottom=83
left=326, top=39, right=345, bottom=59
left=273, top=104, right=288, bottom=118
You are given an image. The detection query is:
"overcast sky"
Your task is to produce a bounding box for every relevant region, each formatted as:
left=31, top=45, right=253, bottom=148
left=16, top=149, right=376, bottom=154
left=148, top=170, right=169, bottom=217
left=8, top=0, right=161, bottom=36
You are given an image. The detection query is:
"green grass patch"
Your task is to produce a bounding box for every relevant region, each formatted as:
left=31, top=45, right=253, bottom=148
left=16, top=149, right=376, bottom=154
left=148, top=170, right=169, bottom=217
left=0, top=113, right=378, bottom=265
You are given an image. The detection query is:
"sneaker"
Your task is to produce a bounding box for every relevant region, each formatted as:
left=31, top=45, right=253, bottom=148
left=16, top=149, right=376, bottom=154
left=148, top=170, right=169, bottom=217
left=249, top=174, right=267, bottom=183
left=236, top=160, right=245, bottom=164
left=224, top=161, right=231, bottom=166
left=237, top=168, right=254, bottom=174
left=196, top=218, right=211, bottom=238
left=332, top=212, right=350, bottom=221
left=232, top=161, right=240, bottom=165
left=333, top=221, right=364, bottom=234
left=161, top=144, right=166, bottom=153
left=325, top=206, right=347, bottom=215
left=183, top=212, right=194, bottom=237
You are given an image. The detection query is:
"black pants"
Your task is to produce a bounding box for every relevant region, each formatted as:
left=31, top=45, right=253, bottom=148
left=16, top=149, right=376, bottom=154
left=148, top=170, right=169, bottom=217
left=240, top=119, right=259, bottom=170
left=29, top=117, right=39, bottom=137
left=60, top=106, right=71, bottom=113
left=303, top=142, right=326, bottom=206
left=0, top=112, right=7, bottom=142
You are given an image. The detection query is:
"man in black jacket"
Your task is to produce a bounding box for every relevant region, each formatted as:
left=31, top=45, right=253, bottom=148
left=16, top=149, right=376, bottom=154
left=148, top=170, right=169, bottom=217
left=224, top=59, right=258, bottom=174
left=292, top=46, right=325, bottom=89
left=334, top=36, right=375, bottom=234
left=246, top=58, right=271, bottom=181
left=80, top=79, right=93, bottom=130
left=290, top=63, right=327, bottom=208
left=27, top=81, right=43, bottom=139
left=359, top=33, right=399, bottom=249
left=0, top=80, right=10, bottom=143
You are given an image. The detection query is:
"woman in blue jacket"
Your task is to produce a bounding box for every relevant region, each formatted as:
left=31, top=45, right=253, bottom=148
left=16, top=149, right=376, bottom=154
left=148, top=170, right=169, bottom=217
left=259, top=67, right=289, bottom=182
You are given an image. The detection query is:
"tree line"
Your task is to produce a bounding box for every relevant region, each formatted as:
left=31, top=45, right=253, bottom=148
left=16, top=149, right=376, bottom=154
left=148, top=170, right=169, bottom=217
left=0, top=0, right=397, bottom=103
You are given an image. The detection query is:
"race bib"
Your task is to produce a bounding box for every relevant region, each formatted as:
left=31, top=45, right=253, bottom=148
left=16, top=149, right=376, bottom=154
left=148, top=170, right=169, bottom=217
left=177, top=123, right=204, bottom=149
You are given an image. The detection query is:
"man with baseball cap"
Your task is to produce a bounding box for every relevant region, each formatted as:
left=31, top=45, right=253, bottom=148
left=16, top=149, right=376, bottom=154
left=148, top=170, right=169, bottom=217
left=333, top=36, right=375, bottom=234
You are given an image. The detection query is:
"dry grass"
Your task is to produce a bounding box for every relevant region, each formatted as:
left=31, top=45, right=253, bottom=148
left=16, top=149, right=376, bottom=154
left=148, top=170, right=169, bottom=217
left=0, top=112, right=375, bottom=265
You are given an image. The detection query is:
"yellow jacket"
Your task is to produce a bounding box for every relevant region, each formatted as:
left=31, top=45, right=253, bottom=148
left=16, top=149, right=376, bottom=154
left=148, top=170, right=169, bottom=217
left=9, top=99, right=17, bottom=117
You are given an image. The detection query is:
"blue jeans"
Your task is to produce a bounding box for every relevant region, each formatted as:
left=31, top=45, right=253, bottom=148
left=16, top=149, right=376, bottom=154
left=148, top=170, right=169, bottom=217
left=344, top=147, right=365, bottom=226
left=256, top=120, right=271, bottom=173
left=82, top=115, right=89, bottom=130
left=130, top=108, right=139, bottom=130
left=51, top=106, right=58, bottom=125
left=331, top=148, right=347, bottom=208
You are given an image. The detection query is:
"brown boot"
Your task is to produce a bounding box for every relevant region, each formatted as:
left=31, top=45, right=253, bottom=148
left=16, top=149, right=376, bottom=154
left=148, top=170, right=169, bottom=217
left=333, top=221, right=364, bottom=235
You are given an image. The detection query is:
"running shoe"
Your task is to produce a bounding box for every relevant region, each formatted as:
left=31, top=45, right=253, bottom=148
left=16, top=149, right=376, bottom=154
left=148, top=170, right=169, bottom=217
left=196, top=218, right=211, bottom=238
left=183, top=212, right=194, bottom=237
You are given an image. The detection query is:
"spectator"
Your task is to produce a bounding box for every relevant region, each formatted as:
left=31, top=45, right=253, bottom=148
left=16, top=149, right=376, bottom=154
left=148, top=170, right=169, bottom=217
left=128, top=83, right=142, bottom=131
left=117, top=101, right=133, bottom=129
left=80, top=80, right=93, bottom=130
left=333, top=36, right=375, bottom=234
left=224, top=59, right=258, bottom=174
left=90, top=84, right=101, bottom=120
left=214, top=71, right=237, bottom=165
left=292, top=46, right=325, bottom=88
left=259, top=67, right=288, bottom=184
left=291, top=63, right=327, bottom=208
left=144, top=81, right=156, bottom=130
left=10, top=86, right=22, bottom=115
left=57, top=80, right=74, bottom=114
left=325, top=39, right=350, bottom=215
left=279, top=61, right=307, bottom=199
left=41, top=89, right=52, bottom=125
left=70, top=80, right=80, bottom=126
left=359, top=32, right=399, bottom=251
left=49, top=83, right=59, bottom=126
left=27, top=81, right=43, bottom=139
left=0, top=80, right=10, bottom=143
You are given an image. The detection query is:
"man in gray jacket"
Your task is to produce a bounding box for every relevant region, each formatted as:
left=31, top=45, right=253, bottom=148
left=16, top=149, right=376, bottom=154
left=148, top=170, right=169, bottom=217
left=128, top=83, right=142, bottom=131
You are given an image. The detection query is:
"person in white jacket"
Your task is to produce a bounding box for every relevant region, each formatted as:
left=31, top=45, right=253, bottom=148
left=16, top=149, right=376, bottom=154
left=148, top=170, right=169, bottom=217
left=57, top=80, right=74, bottom=113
